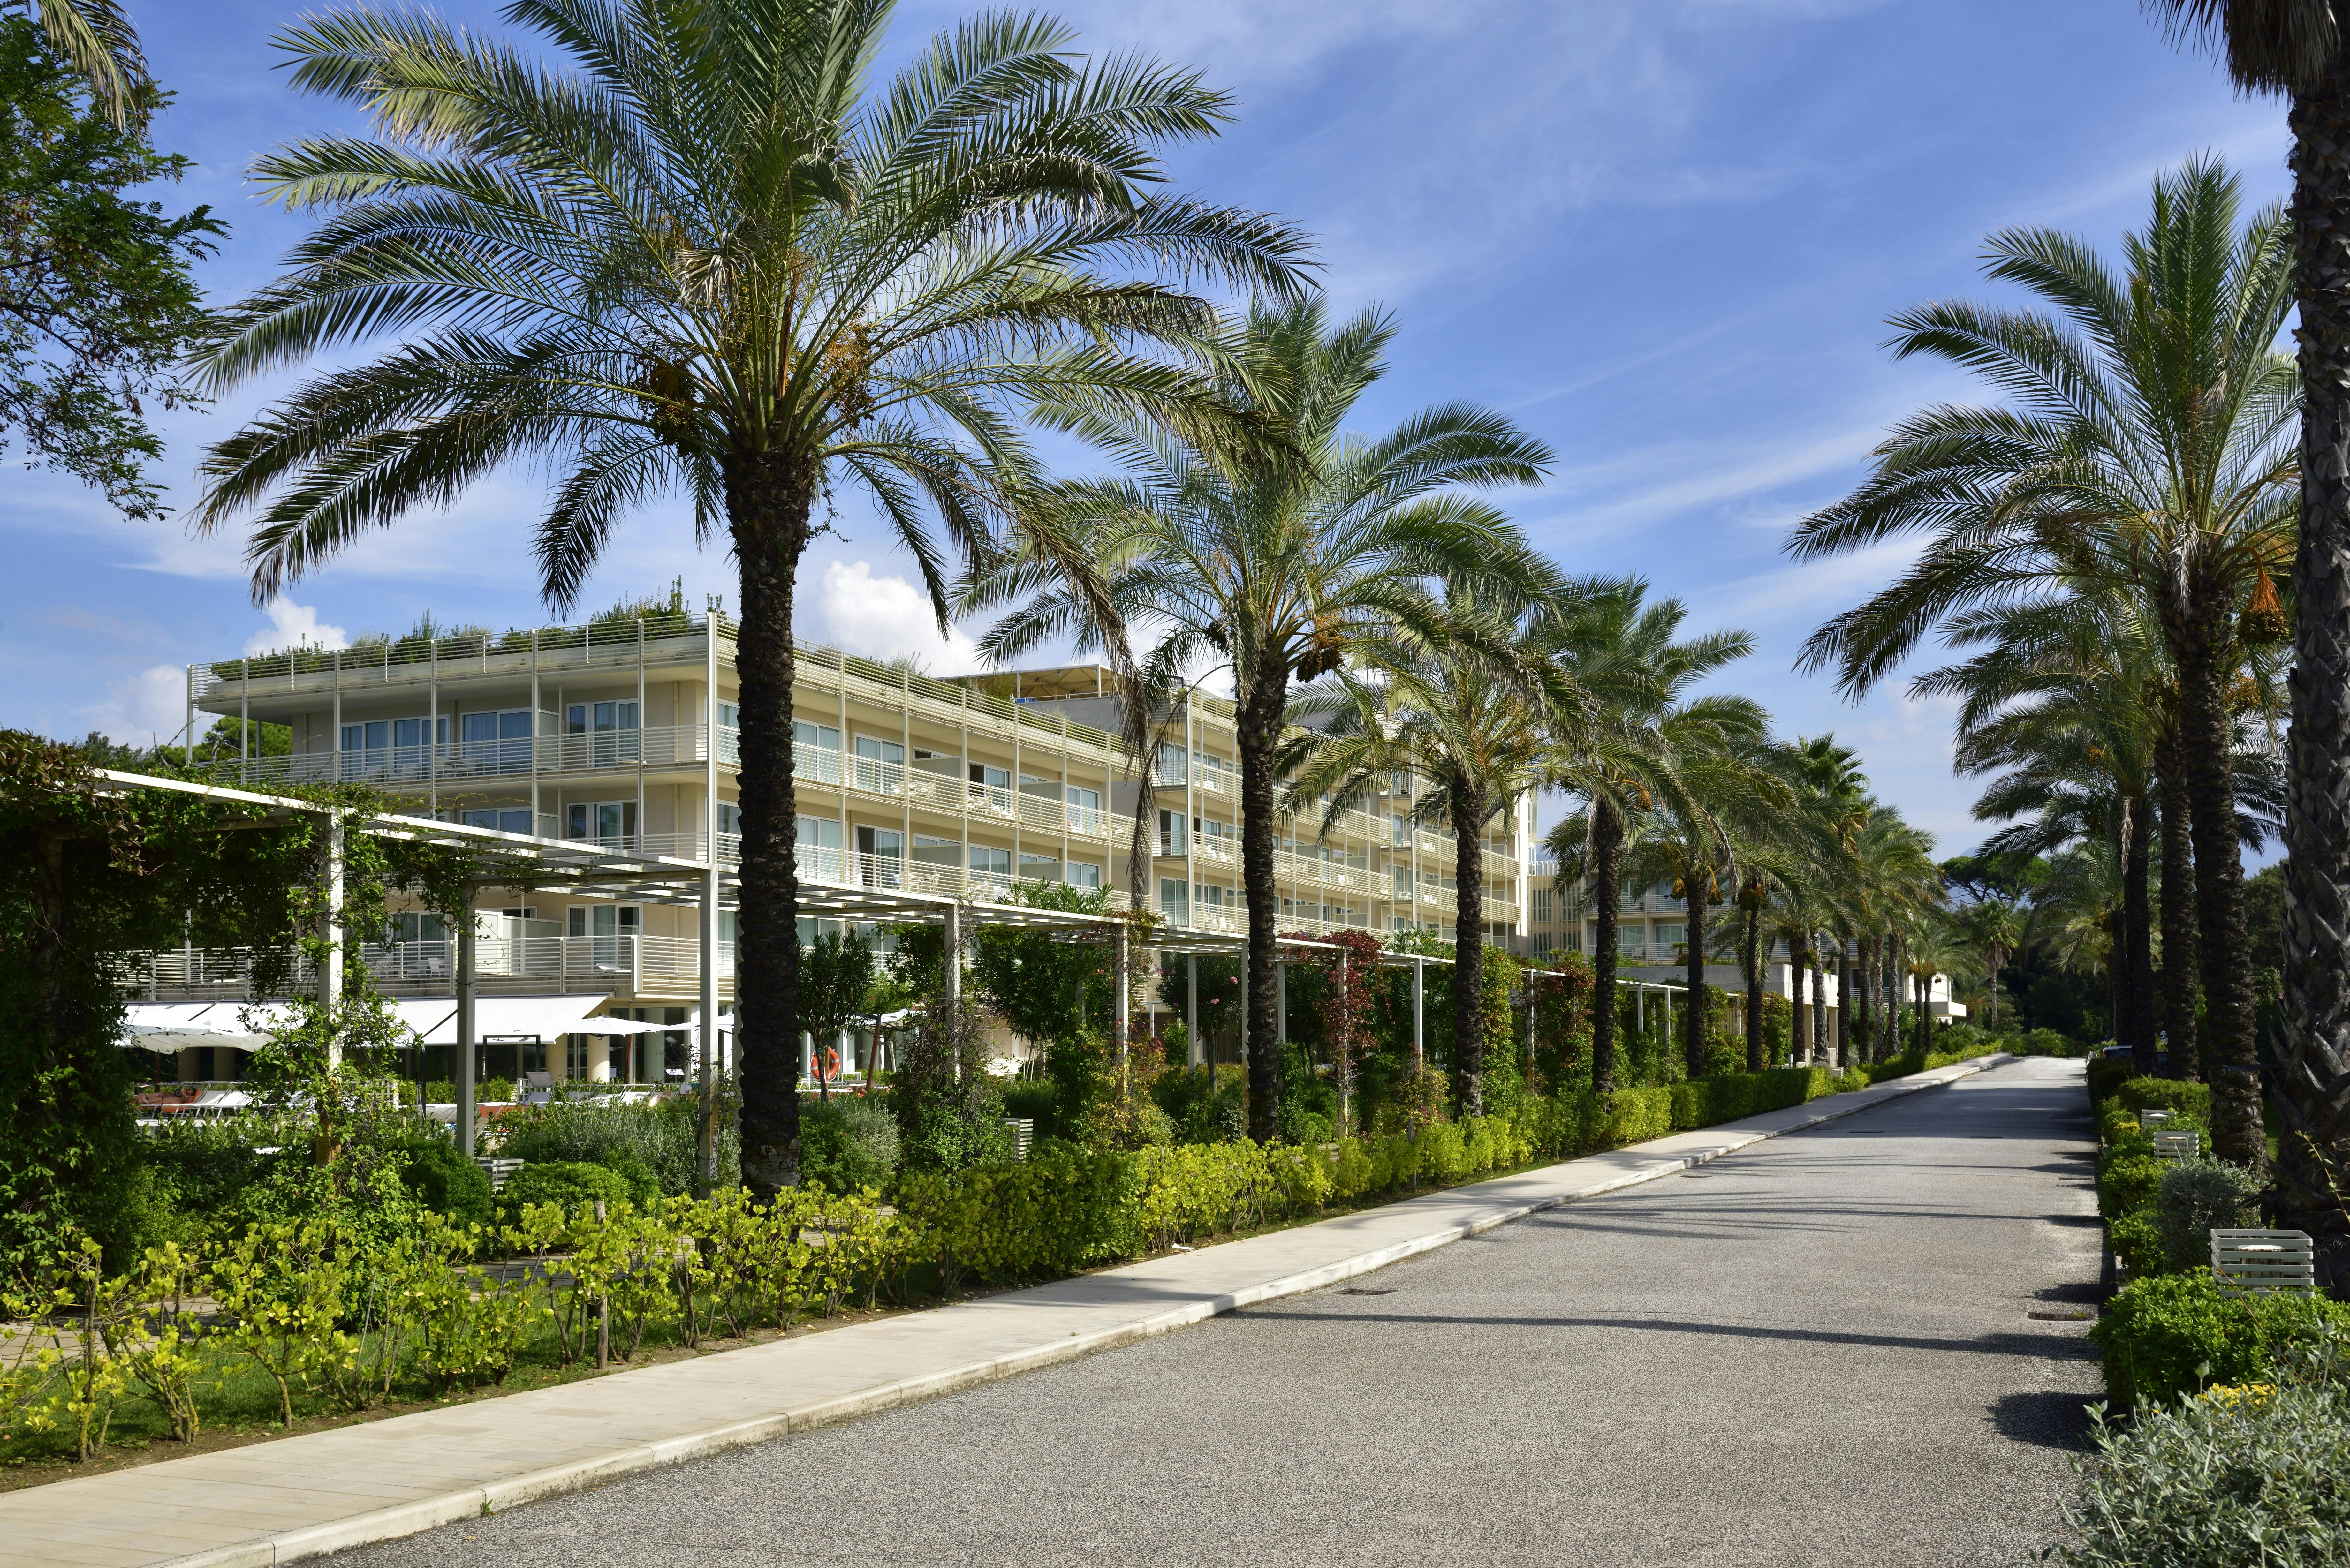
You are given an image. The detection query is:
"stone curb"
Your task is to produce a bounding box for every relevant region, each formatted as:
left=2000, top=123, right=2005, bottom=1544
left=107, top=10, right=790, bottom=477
left=142, top=1052, right=2014, bottom=1568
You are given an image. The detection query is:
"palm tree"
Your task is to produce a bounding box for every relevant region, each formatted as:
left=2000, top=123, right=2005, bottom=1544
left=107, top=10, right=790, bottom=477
left=2146, top=0, right=2350, bottom=1298
left=1284, top=581, right=1577, bottom=1115
left=1619, top=730, right=1790, bottom=1081
left=1935, top=600, right=2165, bottom=1066
left=1846, top=806, right=1942, bottom=1063
left=1794, top=736, right=1870, bottom=1067
left=968, top=299, right=1554, bottom=1138
left=1787, top=158, right=2295, bottom=1172
left=185, top=0, right=1309, bottom=1192
left=1542, top=585, right=1755, bottom=1093
left=19, top=0, right=143, bottom=123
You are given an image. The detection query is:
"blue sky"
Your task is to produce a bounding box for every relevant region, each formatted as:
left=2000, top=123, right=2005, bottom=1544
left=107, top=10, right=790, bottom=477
left=0, top=0, right=2288, bottom=856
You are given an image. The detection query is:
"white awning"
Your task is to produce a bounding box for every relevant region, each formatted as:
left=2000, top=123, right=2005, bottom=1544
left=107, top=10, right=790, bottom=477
left=410, top=995, right=671, bottom=1044
left=124, top=996, right=668, bottom=1050
left=121, top=1002, right=269, bottom=1052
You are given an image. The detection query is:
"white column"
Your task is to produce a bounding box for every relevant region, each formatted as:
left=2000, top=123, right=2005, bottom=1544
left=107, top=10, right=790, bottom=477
left=1186, top=953, right=1199, bottom=1068
left=319, top=812, right=345, bottom=1063
left=330, top=650, right=341, bottom=783
left=1412, top=956, right=1424, bottom=1071
left=1277, top=957, right=1287, bottom=1045
left=1113, top=921, right=1130, bottom=1067
left=457, top=915, right=477, bottom=1157
left=428, top=639, right=439, bottom=816
left=184, top=665, right=196, bottom=767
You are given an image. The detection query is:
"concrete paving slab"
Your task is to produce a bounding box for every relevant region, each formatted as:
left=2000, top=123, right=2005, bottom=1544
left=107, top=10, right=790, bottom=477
left=0, top=1054, right=2009, bottom=1568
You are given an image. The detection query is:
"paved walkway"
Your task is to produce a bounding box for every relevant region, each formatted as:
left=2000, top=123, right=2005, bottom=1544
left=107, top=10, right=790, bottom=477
left=0, top=1054, right=2021, bottom=1568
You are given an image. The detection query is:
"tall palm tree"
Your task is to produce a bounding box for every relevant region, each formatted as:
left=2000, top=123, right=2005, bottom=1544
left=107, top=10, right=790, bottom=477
left=1620, top=729, right=1790, bottom=1081
left=1934, top=600, right=2165, bottom=1067
left=20, top=0, right=143, bottom=123
left=1542, top=585, right=1755, bottom=1093
left=1794, top=736, right=1869, bottom=1067
left=185, top=0, right=1309, bottom=1193
left=2146, top=0, right=2350, bottom=1299
left=1787, top=158, right=2295, bottom=1172
left=1285, top=578, right=1581, bottom=1115
left=968, top=299, right=1554, bottom=1138
left=1846, top=805, right=1942, bottom=1063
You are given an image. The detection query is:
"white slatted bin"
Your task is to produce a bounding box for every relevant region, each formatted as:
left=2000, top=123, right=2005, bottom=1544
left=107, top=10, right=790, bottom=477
left=475, top=1156, right=524, bottom=1194
left=2150, top=1128, right=2199, bottom=1159
left=2211, top=1229, right=2315, bottom=1297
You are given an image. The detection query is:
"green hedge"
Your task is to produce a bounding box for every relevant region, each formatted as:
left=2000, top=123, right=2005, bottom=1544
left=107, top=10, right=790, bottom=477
left=2090, top=1272, right=2350, bottom=1408
left=2119, top=1076, right=2211, bottom=1121
left=2052, top=1335, right=2350, bottom=1567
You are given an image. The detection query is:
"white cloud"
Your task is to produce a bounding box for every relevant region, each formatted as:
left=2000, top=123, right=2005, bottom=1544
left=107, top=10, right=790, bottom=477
left=246, top=599, right=349, bottom=655
left=83, top=665, right=190, bottom=748
left=805, top=561, right=983, bottom=672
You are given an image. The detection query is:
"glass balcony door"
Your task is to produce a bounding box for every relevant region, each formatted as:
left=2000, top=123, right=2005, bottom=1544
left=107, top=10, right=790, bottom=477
left=566, top=800, right=637, bottom=849
left=459, top=709, right=533, bottom=774
left=855, top=825, right=901, bottom=887
left=853, top=736, right=903, bottom=793
left=567, top=904, right=641, bottom=970
left=567, top=701, right=640, bottom=767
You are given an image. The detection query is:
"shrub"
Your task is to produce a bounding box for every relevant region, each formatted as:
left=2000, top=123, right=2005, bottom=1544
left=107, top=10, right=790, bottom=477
left=2051, top=1334, right=2350, bottom=1567
left=2086, top=1055, right=2134, bottom=1109
left=497, top=1160, right=633, bottom=1222
left=2108, top=1210, right=2167, bottom=1278
left=2099, top=1155, right=2165, bottom=1222
left=2120, top=1076, right=2211, bottom=1122
left=2156, top=1157, right=2264, bottom=1273
left=494, top=1095, right=729, bottom=1195
left=390, top=1134, right=493, bottom=1228
left=2090, top=1271, right=2350, bottom=1408
left=800, top=1095, right=902, bottom=1195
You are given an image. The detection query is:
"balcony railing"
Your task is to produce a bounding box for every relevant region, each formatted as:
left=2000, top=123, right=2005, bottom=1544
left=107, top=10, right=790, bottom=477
left=192, top=724, right=728, bottom=788
left=121, top=935, right=671, bottom=1001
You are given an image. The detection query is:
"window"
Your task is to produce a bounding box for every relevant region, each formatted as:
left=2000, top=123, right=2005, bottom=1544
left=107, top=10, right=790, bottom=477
left=387, top=911, right=445, bottom=945
left=796, top=815, right=841, bottom=879
left=567, top=904, right=641, bottom=967
left=1158, top=809, right=1187, bottom=858
left=788, top=719, right=840, bottom=782
left=1020, top=851, right=1060, bottom=883
left=1065, top=785, right=1102, bottom=833
left=1156, top=742, right=1187, bottom=783
left=458, top=709, right=532, bottom=773
left=1159, top=877, right=1189, bottom=923
left=968, top=844, right=1011, bottom=888
left=1532, top=933, right=1554, bottom=958
left=1618, top=923, right=1646, bottom=958
left=853, top=736, right=903, bottom=791
left=565, top=800, right=637, bottom=847
left=565, top=701, right=640, bottom=766
left=1392, top=814, right=1411, bottom=847
left=1394, top=865, right=1412, bottom=899
left=968, top=761, right=1010, bottom=810
left=1654, top=923, right=1687, bottom=951
left=719, top=802, right=741, bottom=838
left=855, top=825, right=902, bottom=886
left=1065, top=862, right=1102, bottom=890
left=1532, top=887, right=1552, bottom=924
left=460, top=807, right=533, bottom=835
left=719, top=702, right=739, bottom=728
left=913, top=833, right=960, bottom=869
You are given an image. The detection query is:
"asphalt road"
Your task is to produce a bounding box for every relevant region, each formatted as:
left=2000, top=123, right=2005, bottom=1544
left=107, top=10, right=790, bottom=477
left=345, top=1056, right=2105, bottom=1568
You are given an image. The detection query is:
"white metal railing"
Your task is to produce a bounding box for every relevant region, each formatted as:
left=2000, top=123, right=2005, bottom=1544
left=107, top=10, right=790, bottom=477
left=122, top=935, right=652, bottom=999
left=193, top=725, right=720, bottom=787
left=794, top=748, right=1114, bottom=840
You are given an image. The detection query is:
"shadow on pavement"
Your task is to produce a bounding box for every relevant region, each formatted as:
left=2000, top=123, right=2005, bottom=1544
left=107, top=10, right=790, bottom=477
left=1990, top=1389, right=2099, bottom=1450
left=1238, top=1308, right=2101, bottom=1361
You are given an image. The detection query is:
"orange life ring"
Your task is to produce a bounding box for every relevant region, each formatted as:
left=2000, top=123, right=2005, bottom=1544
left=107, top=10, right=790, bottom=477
left=815, top=1045, right=840, bottom=1078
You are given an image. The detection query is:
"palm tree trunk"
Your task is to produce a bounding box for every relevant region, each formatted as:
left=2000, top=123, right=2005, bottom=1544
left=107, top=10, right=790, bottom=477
left=1810, top=935, right=1828, bottom=1068
left=2176, top=629, right=2264, bottom=1174
left=728, top=453, right=815, bottom=1196
left=2122, top=795, right=2157, bottom=1070
left=1853, top=936, right=1873, bottom=1063
left=1590, top=798, right=1624, bottom=1094
left=2279, top=65, right=2350, bottom=1292
left=1836, top=939, right=1853, bottom=1071
left=1237, top=667, right=1292, bottom=1142
left=1684, top=882, right=1708, bottom=1081
left=1452, top=777, right=1489, bottom=1116
left=1884, top=934, right=1900, bottom=1064
left=1742, top=892, right=1765, bottom=1073
left=2156, top=729, right=2198, bottom=1081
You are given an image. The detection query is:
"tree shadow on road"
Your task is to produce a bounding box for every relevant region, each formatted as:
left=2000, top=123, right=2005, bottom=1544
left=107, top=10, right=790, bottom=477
left=1990, top=1389, right=2099, bottom=1450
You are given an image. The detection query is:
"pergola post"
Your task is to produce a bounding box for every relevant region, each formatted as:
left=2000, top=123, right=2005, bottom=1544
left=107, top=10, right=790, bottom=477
left=1114, top=921, right=1131, bottom=1069
left=1412, top=956, right=1424, bottom=1072
left=1186, top=953, right=1200, bottom=1069
left=944, top=901, right=962, bottom=1082
left=1276, top=958, right=1287, bottom=1047
left=1337, top=949, right=1351, bottom=1136
left=697, top=875, right=718, bottom=1195
left=457, top=915, right=477, bottom=1158
left=318, top=811, right=344, bottom=1064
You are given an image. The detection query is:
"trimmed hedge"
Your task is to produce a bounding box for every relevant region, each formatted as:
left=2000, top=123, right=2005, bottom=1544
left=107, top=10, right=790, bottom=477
left=2119, top=1076, right=2211, bottom=1121
left=2090, top=1271, right=2350, bottom=1408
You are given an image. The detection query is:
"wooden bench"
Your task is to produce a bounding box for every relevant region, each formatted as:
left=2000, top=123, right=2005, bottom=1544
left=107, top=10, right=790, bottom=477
left=2211, top=1229, right=2316, bottom=1297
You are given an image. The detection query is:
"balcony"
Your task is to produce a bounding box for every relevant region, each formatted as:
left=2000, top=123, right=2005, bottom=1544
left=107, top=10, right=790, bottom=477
left=120, top=934, right=706, bottom=1001
left=192, top=724, right=731, bottom=788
